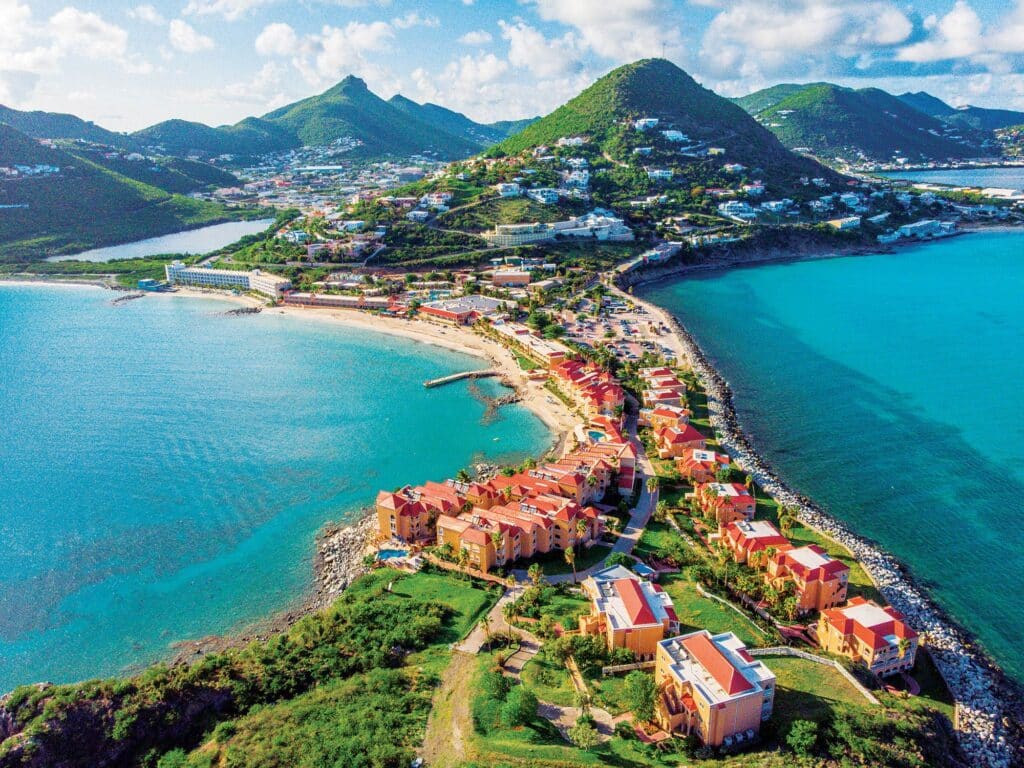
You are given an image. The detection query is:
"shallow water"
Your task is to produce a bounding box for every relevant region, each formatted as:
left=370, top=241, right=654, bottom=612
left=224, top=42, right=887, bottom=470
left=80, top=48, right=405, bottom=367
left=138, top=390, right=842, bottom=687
left=0, top=285, right=550, bottom=691
left=639, top=229, right=1024, bottom=683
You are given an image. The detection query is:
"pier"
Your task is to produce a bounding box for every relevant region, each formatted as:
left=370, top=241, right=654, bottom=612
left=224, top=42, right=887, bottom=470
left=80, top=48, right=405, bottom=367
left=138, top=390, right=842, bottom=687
left=423, top=369, right=500, bottom=388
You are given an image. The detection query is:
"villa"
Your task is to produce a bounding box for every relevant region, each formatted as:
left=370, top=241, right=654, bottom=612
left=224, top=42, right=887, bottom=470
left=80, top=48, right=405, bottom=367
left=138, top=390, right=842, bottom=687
left=693, top=482, right=756, bottom=526
left=817, top=597, right=919, bottom=676
left=579, top=566, right=679, bottom=659
left=720, top=520, right=789, bottom=564
left=639, top=404, right=691, bottom=432
left=766, top=544, right=850, bottom=613
left=654, top=424, right=708, bottom=459
left=676, top=448, right=731, bottom=484
left=654, top=631, right=776, bottom=747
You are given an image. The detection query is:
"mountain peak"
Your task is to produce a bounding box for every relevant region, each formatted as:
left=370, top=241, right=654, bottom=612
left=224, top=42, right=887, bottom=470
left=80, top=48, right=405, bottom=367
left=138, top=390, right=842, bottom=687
left=328, top=75, right=369, bottom=94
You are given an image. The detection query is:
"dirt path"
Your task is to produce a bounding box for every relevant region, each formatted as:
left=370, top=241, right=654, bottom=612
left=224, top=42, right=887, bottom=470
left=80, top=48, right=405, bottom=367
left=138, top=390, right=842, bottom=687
left=420, top=651, right=476, bottom=768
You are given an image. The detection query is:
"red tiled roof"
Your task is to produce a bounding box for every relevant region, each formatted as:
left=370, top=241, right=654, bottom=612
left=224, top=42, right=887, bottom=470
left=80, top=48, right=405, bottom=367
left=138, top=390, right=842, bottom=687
left=613, top=578, right=657, bottom=626
left=682, top=633, right=754, bottom=696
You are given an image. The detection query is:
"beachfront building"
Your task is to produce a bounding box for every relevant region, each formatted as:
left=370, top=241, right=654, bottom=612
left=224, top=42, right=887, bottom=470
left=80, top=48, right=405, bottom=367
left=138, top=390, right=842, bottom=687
left=376, top=481, right=462, bottom=543
left=693, top=482, right=756, bottom=526
left=654, top=631, right=776, bottom=747
left=766, top=544, right=849, bottom=613
left=165, top=261, right=292, bottom=298
left=551, top=360, right=626, bottom=419
left=639, top=404, right=691, bottom=432
left=490, top=321, right=570, bottom=367
left=579, top=566, right=679, bottom=659
left=418, top=295, right=506, bottom=325
left=817, top=597, right=919, bottom=676
left=721, top=520, right=789, bottom=564
left=676, top=448, right=731, bottom=484
left=654, top=424, right=708, bottom=459
left=492, top=269, right=532, bottom=287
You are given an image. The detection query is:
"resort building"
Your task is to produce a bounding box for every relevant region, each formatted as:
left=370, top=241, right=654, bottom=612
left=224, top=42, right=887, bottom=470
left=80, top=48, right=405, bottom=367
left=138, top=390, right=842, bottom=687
left=492, top=269, right=532, bottom=287
left=654, top=631, right=776, bottom=747
left=654, top=424, right=708, bottom=459
left=490, top=321, right=570, bottom=367
left=766, top=544, right=850, bottom=613
left=639, top=405, right=691, bottom=432
left=720, top=520, right=789, bottom=564
left=817, top=597, right=919, bottom=676
left=165, top=262, right=292, bottom=298
left=419, top=295, right=506, bottom=325
left=579, top=566, right=679, bottom=659
left=675, top=448, right=731, bottom=484
left=693, top=483, right=756, bottom=526
left=551, top=360, right=626, bottom=419
left=376, top=482, right=462, bottom=543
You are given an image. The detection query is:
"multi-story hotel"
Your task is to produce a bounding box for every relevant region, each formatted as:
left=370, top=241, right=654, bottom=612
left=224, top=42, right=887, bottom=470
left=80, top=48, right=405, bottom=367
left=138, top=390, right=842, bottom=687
left=165, top=261, right=292, bottom=298
left=692, top=482, right=757, bottom=526
left=654, top=424, right=707, bottom=459
left=654, top=630, right=776, bottom=747
left=676, top=448, right=731, bottom=484
left=551, top=360, right=626, bottom=419
left=817, top=597, right=919, bottom=676
left=720, top=519, right=790, bottom=564
left=579, top=565, right=679, bottom=659
left=766, top=544, right=850, bottom=613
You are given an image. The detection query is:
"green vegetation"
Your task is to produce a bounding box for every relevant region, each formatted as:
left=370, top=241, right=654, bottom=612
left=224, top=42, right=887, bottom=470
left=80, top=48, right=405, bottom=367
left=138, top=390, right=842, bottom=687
left=0, top=124, right=252, bottom=261
left=660, top=574, right=769, bottom=648
left=438, top=198, right=584, bottom=232
left=65, top=146, right=239, bottom=195
left=744, top=83, right=982, bottom=161
left=378, top=221, right=488, bottom=267
left=0, top=104, right=136, bottom=148
left=388, top=95, right=536, bottom=148
left=0, top=568, right=498, bottom=768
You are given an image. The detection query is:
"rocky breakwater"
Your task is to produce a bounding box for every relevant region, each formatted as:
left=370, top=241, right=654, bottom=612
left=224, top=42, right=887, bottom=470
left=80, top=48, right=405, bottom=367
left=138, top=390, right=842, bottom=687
left=311, top=513, right=377, bottom=610
left=623, top=278, right=1023, bottom=768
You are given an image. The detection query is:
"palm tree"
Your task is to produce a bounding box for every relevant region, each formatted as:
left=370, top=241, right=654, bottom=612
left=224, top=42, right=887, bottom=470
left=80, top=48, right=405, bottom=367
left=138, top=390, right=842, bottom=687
left=456, top=468, right=471, bottom=483
left=564, top=547, right=577, bottom=584
left=457, top=547, right=470, bottom=578
left=490, top=531, right=504, bottom=567
left=480, top=614, right=493, bottom=648
left=528, top=563, right=545, bottom=588
left=898, top=637, right=911, bottom=661
left=575, top=519, right=588, bottom=552
left=646, top=476, right=659, bottom=495
left=502, top=600, right=518, bottom=642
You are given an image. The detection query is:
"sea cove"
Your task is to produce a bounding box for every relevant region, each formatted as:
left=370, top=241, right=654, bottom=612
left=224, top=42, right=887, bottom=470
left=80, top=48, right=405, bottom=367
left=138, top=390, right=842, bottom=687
left=0, top=284, right=550, bottom=693
left=638, top=229, right=1024, bottom=684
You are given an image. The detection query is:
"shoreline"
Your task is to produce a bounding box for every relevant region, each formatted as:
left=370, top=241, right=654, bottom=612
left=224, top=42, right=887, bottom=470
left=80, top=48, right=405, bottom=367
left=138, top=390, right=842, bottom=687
left=615, top=249, right=1023, bottom=768
left=0, top=279, right=580, bottom=668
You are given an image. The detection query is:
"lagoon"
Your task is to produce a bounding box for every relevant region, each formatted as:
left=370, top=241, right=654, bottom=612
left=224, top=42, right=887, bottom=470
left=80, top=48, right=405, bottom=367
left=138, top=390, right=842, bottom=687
left=0, top=284, right=550, bottom=692
left=46, top=218, right=276, bottom=262
left=880, top=166, right=1024, bottom=190
left=639, top=229, right=1024, bottom=683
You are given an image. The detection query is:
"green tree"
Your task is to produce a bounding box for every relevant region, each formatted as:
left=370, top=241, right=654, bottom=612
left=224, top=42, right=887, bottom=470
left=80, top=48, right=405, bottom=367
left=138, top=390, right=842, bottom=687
left=568, top=720, right=601, bottom=750
left=786, top=719, right=819, bottom=757
left=564, top=547, right=577, bottom=584
left=502, top=685, right=539, bottom=727
left=623, top=671, right=657, bottom=724
left=527, top=562, right=545, bottom=588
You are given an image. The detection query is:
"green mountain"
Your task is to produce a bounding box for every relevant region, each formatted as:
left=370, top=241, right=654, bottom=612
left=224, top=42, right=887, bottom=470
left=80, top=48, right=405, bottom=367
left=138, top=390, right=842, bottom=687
left=731, top=83, right=816, bottom=116
left=0, top=104, right=135, bottom=148
left=896, top=91, right=957, bottom=118
left=64, top=145, right=239, bottom=195
left=743, top=83, right=983, bottom=161
left=493, top=58, right=831, bottom=183
left=0, top=124, right=242, bottom=260
left=388, top=95, right=537, bottom=147
left=133, top=77, right=483, bottom=160
left=897, top=92, right=1024, bottom=132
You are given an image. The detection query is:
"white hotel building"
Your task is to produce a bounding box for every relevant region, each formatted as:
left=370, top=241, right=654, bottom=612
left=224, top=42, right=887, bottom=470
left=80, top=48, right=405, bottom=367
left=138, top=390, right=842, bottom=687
left=165, top=262, right=292, bottom=298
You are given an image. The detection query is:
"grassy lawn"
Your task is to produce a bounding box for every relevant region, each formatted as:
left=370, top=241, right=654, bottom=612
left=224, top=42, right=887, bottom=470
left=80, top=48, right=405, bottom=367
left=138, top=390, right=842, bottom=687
left=538, top=589, right=590, bottom=629
left=634, top=519, right=677, bottom=560
left=379, top=568, right=499, bottom=643
left=589, top=674, right=630, bottom=716
left=659, top=484, right=692, bottom=509
left=521, top=651, right=577, bottom=707
left=532, top=544, right=613, bottom=576
left=514, top=352, right=542, bottom=371
left=765, top=654, right=871, bottom=735
left=660, top=574, right=770, bottom=648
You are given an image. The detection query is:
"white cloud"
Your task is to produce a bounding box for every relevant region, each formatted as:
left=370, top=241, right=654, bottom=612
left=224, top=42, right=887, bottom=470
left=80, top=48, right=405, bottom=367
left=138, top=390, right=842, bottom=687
left=897, top=1, right=982, bottom=62
left=392, top=12, right=439, bottom=30
left=527, top=0, right=683, bottom=62
left=458, top=29, right=492, bottom=46
left=499, top=20, right=583, bottom=79
left=127, top=4, right=165, bottom=25
left=49, top=7, right=130, bottom=61
left=291, top=21, right=395, bottom=86
left=168, top=19, right=214, bottom=53
left=255, top=22, right=297, bottom=56
left=183, top=0, right=274, bottom=22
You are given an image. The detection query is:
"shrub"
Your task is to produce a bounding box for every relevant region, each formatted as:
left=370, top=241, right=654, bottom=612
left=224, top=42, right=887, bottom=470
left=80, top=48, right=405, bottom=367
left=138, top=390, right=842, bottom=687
left=501, top=686, right=539, bottom=728
left=786, top=719, right=818, bottom=757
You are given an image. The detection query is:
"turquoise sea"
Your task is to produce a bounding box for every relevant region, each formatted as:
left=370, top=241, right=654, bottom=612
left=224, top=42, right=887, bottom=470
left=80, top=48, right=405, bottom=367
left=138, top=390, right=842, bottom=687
left=0, top=285, right=550, bottom=693
left=639, top=229, right=1024, bottom=683
left=881, top=166, right=1024, bottom=190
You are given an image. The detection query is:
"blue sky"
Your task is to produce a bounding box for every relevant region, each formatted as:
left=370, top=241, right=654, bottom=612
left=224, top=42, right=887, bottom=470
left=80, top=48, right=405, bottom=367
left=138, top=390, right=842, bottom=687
left=1, top=0, right=1022, bottom=132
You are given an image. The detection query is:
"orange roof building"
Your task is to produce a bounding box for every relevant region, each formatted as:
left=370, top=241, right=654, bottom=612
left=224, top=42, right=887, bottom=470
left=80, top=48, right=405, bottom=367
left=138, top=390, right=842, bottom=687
left=721, top=519, right=790, bottom=564
left=693, top=482, right=756, bottom=526
left=766, top=544, right=850, bottom=613
left=817, top=597, right=919, bottom=676
left=579, top=565, right=679, bottom=659
left=676, top=448, right=731, bottom=484
left=654, top=630, right=775, bottom=747
left=654, top=424, right=707, bottom=458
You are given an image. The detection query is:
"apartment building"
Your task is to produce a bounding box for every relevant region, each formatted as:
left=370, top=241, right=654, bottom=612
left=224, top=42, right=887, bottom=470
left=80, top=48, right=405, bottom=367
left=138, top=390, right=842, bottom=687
left=579, top=566, right=679, bottom=659
left=654, top=424, right=708, bottom=459
left=165, top=262, right=292, bottom=298
left=693, top=482, right=756, bottom=526
left=675, top=448, right=731, bottom=484
left=720, top=520, right=789, bottom=564
left=766, top=544, right=850, bottom=613
left=817, top=597, right=919, bottom=676
left=654, top=631, right=776, bottom=747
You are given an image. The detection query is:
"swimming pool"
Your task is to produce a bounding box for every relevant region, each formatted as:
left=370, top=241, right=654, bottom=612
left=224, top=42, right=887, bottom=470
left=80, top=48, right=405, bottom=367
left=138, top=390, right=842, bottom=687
left=377, top=549, right=409, bottom=561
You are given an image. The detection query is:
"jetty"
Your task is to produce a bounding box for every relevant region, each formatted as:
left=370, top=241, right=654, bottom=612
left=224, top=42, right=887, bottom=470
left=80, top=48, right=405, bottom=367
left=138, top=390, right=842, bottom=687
left=423, top=369, right=499, bottom=388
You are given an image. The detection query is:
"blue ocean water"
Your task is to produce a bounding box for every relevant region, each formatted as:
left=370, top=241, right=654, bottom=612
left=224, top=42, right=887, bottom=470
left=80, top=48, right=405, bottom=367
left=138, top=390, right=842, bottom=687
left=639, top=229, right=1024, bottom=683
left=881, top=166, right=1024, bottom=190
left=0, top=285, right=550, bottom=692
